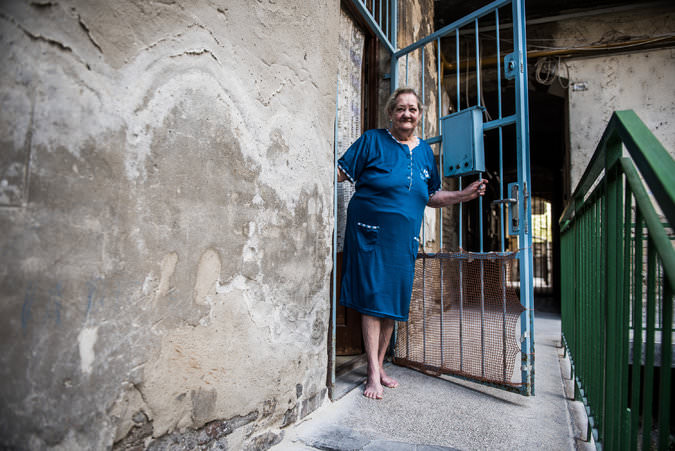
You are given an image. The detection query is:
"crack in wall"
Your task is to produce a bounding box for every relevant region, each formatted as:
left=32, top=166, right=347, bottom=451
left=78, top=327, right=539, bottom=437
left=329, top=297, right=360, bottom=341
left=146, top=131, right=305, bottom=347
left=169, top=48, right=221, bottom=65
left=1, top=11, right=72, bottom=53
left=77, top=14, right=103, bottom=54
left=187, top=22, right=224, bottom=47
left=0, top=10, right=92, bottom=70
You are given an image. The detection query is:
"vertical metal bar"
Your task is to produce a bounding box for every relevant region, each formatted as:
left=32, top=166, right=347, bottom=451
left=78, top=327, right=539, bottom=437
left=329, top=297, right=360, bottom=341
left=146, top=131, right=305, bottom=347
left=386, top=0, right=389, bottom=43
left=389, top=0, right=398, bottom=92
left=437, top=38, right=444, bottom=249
left=378, top=0, right=382, bottom=30
left=598, top=195, right=605, bottom=435
left=580, top=206, right=586, bottom=402
left=456, top=29, right=460, bottom=112
left=630, top=210, right=643, bottom=450
left=439, top=255, right=444, bottom=368
left=459, top=258, right=464, bottom=371
left=456, top=28, right=463, bottom=250
left=480, top=258, right=485, bottom=377
left=459, top=176, right=463, bottom=249
left=502, top=260, right=508, bottom=382
left=436, top=38, right=445, bottom=368
left=331, top=75, right=340, bottom=391
left=585, top=204, right=591, bottom=408
left=605, top=157, right=622, bottom=448
left=583, top=204, right=588, bottom=402
left=475, top=18, right=481, bottom=103
left=475, top=16, right=485, bottom=380
left=405, top=53, right=409, bottom=85
left=641, top=240, right=657, bottom=451
left=495, top=8, right=505, bottom=253
left=420, top=43, right=426, bottom=250
left=513, top=0, right=534, bottom=395
left=437, top=37, right=442, bottom=132
left=423, top=257, right=427, bottom=364
left=391, top=0, right=396, bottom=48
left=658, top=277, right=673, bottom=449
left=621, top=174, right=632, bottom=448
left=421, top=47, right=425, bottom=138
left=479, top=172, right=484, bottom=252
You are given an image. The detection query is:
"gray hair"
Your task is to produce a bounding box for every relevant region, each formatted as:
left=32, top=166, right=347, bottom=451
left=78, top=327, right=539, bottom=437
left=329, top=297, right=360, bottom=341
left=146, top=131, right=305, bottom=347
left=384, top=87, right=424, bottom=118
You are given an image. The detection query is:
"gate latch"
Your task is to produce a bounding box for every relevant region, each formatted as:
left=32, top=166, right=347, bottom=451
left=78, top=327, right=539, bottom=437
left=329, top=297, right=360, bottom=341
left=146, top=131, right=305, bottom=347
left=491, top=182, right=520, bottom=235
left=504, top=52, right=519, bottom=80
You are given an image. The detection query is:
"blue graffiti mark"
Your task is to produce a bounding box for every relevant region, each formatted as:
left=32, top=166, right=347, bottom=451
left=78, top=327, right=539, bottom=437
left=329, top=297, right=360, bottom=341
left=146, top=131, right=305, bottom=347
left=86, top=277, right=108, bottom=317
left=21, top=284, right=36, bottom=331
left=47, top=283, right=63, bottom=325
left=86, top=279, right=96, bottom=315
left=21, top=275, right=149, bottom=328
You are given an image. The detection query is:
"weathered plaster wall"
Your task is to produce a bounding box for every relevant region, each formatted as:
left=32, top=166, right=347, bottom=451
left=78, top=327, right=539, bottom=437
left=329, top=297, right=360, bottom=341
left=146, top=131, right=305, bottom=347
left=539, top=7, right=675, bottom=190
left=0, top=1, right=339, bottom=449
left=566, top=48, right=675, bottom=190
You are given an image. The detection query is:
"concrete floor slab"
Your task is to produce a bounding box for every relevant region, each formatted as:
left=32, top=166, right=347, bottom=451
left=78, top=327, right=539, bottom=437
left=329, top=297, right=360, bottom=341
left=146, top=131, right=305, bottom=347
left=275, top=312, right=592, bottom=450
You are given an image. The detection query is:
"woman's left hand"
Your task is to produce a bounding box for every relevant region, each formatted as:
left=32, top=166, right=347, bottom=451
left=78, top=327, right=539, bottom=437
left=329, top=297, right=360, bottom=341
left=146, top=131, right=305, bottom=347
left=427, top=178, right=488, bottom=207
left=463, top=179, right=488, bottom=201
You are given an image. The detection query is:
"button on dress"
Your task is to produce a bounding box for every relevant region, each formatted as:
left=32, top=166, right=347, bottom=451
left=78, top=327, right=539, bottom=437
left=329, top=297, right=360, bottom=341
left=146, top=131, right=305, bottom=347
left=338, top=129, right=441, bottom=321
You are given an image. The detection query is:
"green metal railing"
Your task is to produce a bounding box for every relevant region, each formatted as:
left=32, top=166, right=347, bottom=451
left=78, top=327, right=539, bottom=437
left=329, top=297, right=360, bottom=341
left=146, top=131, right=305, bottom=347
left=560, top=110, right=675, bottom=450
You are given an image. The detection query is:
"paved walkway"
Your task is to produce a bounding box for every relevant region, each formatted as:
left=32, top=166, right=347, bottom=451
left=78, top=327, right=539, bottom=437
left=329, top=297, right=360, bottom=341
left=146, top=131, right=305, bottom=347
left=274, top=312, right=593, bottom=450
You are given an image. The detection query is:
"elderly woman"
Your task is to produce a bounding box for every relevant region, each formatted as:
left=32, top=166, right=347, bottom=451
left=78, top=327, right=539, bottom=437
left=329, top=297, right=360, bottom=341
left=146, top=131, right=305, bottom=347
left=337, top=87, right=486, bottom=399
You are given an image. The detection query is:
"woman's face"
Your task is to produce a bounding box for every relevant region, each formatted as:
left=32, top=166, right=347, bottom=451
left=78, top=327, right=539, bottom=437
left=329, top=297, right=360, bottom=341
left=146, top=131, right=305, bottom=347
left=389, top=93, right=420, bottom=135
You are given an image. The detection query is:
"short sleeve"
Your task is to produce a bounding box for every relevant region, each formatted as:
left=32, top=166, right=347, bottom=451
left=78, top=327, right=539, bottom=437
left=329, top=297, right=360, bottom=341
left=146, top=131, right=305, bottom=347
left=337, top=133, right=371, bottom=184
left=427, top=148, right=441, bottom=198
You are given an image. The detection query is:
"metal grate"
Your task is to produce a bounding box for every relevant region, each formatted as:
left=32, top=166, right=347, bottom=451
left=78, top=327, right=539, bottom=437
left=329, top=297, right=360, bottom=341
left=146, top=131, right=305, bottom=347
left=395, top=251, right=525, bottom=389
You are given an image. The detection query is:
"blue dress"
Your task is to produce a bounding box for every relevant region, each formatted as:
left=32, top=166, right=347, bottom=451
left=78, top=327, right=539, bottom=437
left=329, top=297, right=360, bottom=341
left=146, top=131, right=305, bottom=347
left=338, top=129, right=441, bottom=321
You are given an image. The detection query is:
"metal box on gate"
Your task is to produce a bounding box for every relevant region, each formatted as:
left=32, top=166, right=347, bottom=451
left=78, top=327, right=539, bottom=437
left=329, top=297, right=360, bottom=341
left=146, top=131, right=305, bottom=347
left=441, top=106, right=486, bottom=177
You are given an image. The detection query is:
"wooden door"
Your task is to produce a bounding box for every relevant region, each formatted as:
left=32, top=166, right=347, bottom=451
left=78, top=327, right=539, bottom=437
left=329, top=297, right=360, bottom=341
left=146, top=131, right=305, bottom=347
left=334, top=252, right=362, bottom=355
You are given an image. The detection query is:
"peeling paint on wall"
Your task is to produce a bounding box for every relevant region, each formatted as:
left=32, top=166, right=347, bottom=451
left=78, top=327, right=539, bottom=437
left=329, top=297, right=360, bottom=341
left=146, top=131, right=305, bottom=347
left=78, top=326, right=98, bottom=375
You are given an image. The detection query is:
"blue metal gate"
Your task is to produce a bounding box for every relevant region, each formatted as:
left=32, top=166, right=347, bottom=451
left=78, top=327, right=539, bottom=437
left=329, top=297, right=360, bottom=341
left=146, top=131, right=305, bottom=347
left=334, top=0, right=534, bottom=395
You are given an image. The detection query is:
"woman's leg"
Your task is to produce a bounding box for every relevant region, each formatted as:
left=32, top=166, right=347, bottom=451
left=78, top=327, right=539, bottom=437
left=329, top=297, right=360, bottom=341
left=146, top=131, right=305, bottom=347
left=377, top=318, right=398, bottom=388
left=361, top=314, right=384, bottom=399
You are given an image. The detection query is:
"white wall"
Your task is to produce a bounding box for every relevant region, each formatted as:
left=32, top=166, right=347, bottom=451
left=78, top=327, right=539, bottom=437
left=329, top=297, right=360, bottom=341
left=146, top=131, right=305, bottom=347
left=567, top=48, right=675, bottom=190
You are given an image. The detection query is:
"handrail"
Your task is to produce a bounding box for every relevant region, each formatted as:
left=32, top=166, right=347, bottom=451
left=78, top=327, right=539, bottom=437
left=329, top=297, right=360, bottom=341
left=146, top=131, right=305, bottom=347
left=560, top=110, right=675, bottom=228
left=559, top=110, right=674, bottom=450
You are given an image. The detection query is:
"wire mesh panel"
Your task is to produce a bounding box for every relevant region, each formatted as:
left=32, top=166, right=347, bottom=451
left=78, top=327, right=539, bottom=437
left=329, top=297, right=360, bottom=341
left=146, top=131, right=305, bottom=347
left=395, top=251, right=525, bottom=389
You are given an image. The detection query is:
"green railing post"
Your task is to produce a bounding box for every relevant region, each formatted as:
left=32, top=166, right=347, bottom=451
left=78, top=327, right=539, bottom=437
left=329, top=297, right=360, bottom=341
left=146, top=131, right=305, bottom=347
left=630, top=209, right=644, bottom=451
left=658, top=279, right=672, bottom=449
left=642, top=241, right=657, bottom=451
left=621, top=180, right=633, bottom=448
left=604, top=135, right=624, bottom=449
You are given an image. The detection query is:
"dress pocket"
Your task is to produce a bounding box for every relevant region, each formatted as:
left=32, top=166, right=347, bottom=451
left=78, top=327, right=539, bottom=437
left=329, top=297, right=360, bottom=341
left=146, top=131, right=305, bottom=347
left=356, top=222, right=380, bottom=252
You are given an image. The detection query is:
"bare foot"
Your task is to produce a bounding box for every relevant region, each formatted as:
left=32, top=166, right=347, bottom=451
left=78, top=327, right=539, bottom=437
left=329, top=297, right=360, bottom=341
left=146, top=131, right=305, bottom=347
left=363, top=379, right=383, bottom=399
left=380, top=367, right=399, bottom=388
left=363, top=367, right=383, bottom=399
